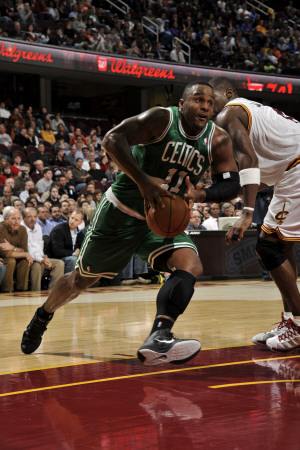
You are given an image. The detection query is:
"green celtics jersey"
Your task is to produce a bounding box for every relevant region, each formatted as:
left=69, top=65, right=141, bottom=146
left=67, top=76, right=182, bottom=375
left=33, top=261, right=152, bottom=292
left=111, top=106, right=215, bottom=217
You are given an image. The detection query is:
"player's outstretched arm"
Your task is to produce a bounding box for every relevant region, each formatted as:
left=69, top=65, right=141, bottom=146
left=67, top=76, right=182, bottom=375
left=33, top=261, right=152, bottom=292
left=215, top=107, right=260, bottom=243
left=102, top=107, right=174, bottom=211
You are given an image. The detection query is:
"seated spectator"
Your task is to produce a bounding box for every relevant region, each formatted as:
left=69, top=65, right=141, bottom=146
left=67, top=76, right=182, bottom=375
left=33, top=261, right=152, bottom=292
left=31, top=142, right=50, bottom=166
left=0, top=102, right=11, bottom=119
left=99, top=154, right=109, bottom=172
left=51, top=113, right=67, bottom=134
left=53, top=147, right=69, bottom=167
left=54, top=136, right=70, bottom=153
left=13, top=198, right=25, bottom=214
left=22, top=207, right=64, bottom=291
left=2, top=185, right=19, bottom=205
left=47, top=209, right=84, bottom=273
left=170, top=44, right=186, bottom=62
left=58, top=173, right=77, bottom=199
left=70, top=128, right=87, bottom=146
left=48, top=204, right=67, bottom=228
left=65, top=145, right=77, bottom=167
left=82, top=150, right=100, bottom=171
left=202, top=203, right=221, bottom=230
left=25, top=194, right=39, bottom=209
left=14, top=166, right=33, bottom=193
left=37, top=205, right=53, bottom=236
left=27, top=126, right=39, bottom=147
left=9, top=107, right=25, bottom=129
left=220, top=202, right=234, bottom=217
left=86, top=128, right=102, bottom=147
left=31, top=159, right=44, bottom=184
left=185, top=209, right=206, bottom=231
left=13, top=127, right=31, bottom=148
left=35, top=167, right=53, bottom=193
left=10, top=154, right=22, bottom=176
left=0, top=123, right=12, bottom=149
left=0, top=207, right=32, bottom=292
left=105, top=161, right=119, bottom=183
left=94, top=190, right=103, bottom=206
left=88, top=161, right=106, bottom=182
left=60, top=199, right=70, bottom=221
left=19, top=180, right=41, bottom=204
left=72, top=158, right=90, bottom=191
left=40, top=120, right=56, bottom=146
left=40, top=183, right=61, bottom=205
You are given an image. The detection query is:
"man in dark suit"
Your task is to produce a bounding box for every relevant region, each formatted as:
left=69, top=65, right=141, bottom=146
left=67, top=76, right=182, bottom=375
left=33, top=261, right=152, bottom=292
left=47, top=210, right=84, bottom=273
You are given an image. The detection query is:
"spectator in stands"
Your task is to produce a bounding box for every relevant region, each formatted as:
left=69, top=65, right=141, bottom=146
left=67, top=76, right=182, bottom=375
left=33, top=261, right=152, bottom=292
left=51, top=113, right=67, bottom=134
left=13, top=127, right=31, bottom=148
left=32, top=142, right=50, bottom=166
left=22, top=207, right=64, bottom=291
left=18, top=2, right=36, bottom=27
left=70, top=128, right=87, bottom=147
left=82, top=151, right=100, bottom=171
left=88, top=161, right=106, bottom=183
left=47, top=209, right=84, bottom=273
left=41, top=183, right=60, bottom=205
left=0, top=207, right=32, bottom=292
left=10, top=154, right=22, bottom=176
left=170, top=44, right=185, bottom=62
left=31, top=160, right=44, bottom=184
left=35, top=168, right=53, bottom=193
left=19, top=180, right=39, bottom=204
left=14, top=166, right=32, bottom=192
left=65, top=144, right=77, bottom=167
left=54, top=137, right=70, bottom=154
left=0, top=102, right=10, bottom=119
left=13, top=198, right=25, bottom=214
left=2, top=185, right=18, bottom=205
left=9, top=107, right=25, bottom=128
left=72, top=158, right=90, bottom=191
left=40, top=121, right=56, bottom=146
left=60, top=200, right=70, bottom=221
left=202, top=203, right=221, bottom=230
left=53, top=147, right=68, bottom=167
left=105, top=161, right=119, bottom=183
left=99, top=154, right=109, bottom=172
left=27, top=126, right=39, bottom=147
left=0, top=123, right=12, bottom=149
left=185, top=209, right=207, bottom=231
left=220, top=203, right=234, bottom=217
left=37, top=205, right=53, bottom=236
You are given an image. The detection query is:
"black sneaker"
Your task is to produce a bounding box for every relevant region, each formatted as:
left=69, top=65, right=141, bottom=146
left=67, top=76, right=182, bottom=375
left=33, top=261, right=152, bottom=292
left=137, top=329, right=201, bottom=366
left=21, top=310, right=54, bottom=354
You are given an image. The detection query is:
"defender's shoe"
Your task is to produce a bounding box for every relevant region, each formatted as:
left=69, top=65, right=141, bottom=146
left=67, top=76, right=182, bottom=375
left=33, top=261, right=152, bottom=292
left=266, top=318, right=300, bottom=352
left=137, top=329, right=201, bottom=366
left=251, top=313, right=288, bottom=345
left=21, top=310, right=54, bottom=354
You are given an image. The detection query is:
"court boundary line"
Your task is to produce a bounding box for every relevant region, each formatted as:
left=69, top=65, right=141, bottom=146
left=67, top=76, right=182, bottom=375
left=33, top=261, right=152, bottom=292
left=1, top=355, right=300, bottom=398
left=0, top=344, right=254, bottom=376
left=210, top=379, right=300, bottom=388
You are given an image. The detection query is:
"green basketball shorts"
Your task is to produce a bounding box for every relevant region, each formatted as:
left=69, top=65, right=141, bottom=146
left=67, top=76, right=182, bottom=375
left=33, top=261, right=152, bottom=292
left=76, top=193, right=198, bottom=278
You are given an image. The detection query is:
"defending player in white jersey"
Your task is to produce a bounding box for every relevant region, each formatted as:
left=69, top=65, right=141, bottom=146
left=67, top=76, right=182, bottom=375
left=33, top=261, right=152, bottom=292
left=210, top=76, right=300, bottom=352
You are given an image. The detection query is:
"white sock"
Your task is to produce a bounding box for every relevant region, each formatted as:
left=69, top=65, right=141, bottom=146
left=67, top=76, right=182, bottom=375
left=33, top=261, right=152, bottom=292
left=292, top=316, right=300, bottom=326
left=283, top=311, right=293, bottom=320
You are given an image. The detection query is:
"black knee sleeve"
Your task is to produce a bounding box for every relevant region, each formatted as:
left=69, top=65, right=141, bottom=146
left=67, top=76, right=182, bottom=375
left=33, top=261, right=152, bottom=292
left=156, top=269, right=196, bottom=320
left=256, top=237, right=287, bottom=271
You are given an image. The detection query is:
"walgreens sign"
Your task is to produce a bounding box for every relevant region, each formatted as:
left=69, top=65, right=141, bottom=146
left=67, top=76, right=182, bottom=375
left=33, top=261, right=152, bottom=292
left=97, top=56, right=175, bottom=79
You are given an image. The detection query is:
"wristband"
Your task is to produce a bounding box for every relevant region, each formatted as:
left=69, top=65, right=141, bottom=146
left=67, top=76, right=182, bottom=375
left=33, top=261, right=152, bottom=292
left=243, top=207, right=254, bottom=211
left=239, top=168, right=260, bottom=186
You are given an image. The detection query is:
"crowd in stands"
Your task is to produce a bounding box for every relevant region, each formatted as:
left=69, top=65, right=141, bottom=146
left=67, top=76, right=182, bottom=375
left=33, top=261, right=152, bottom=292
left=0, top=0, right=300, bottom=75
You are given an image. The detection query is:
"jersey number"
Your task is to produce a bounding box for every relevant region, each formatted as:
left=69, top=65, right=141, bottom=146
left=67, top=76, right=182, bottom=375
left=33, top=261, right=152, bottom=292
left=165, top=169, right=188, bottom=193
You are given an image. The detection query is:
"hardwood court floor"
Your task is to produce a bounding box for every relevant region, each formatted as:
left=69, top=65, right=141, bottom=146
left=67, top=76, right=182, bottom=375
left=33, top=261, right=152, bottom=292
left=1, top=280, right=300, bottom=450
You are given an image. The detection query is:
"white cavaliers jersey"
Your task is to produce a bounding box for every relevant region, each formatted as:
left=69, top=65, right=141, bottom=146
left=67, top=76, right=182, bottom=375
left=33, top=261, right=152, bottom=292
left=225, top=98, right=300, bottom=185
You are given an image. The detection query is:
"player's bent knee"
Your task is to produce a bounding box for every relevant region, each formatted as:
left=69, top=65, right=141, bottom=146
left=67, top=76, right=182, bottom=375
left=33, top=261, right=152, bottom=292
left=73, top=269, right=100, bottom=291
left=256, top=237, right=287, bottom=271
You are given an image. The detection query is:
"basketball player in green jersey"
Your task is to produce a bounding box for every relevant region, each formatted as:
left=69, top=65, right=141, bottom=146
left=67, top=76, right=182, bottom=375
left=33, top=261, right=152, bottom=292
left=21, top=82, right=240, bottom=365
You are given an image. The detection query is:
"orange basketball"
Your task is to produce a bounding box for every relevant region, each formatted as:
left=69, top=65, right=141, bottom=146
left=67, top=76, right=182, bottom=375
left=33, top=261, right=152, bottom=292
left=146, top=194, right=190, bottom=238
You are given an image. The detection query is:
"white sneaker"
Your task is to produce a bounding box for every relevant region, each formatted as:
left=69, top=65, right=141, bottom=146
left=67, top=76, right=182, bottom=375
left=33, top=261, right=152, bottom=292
left=267, top=319, right=300, bottom=352
left=251, top=313, right=288, bottom=345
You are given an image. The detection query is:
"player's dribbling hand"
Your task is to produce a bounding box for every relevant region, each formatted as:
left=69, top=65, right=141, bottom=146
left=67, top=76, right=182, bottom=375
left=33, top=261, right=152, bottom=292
left=139, top=174, right=175, bottom=214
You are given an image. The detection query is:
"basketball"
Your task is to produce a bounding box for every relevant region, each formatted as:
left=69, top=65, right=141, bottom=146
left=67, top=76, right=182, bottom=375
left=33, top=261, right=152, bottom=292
left=146, top=194, right=190, bottom=238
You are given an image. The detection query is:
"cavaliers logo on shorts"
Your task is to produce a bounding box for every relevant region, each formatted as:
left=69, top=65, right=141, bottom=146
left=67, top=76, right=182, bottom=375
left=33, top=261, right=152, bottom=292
left=275, top=203, right=289, bottom=225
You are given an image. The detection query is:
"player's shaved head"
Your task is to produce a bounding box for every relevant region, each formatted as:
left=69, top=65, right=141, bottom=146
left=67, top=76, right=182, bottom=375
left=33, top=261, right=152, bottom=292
left=209, top=77, right=238, bottom=94
left=182, top=81, right=213, bottom=99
